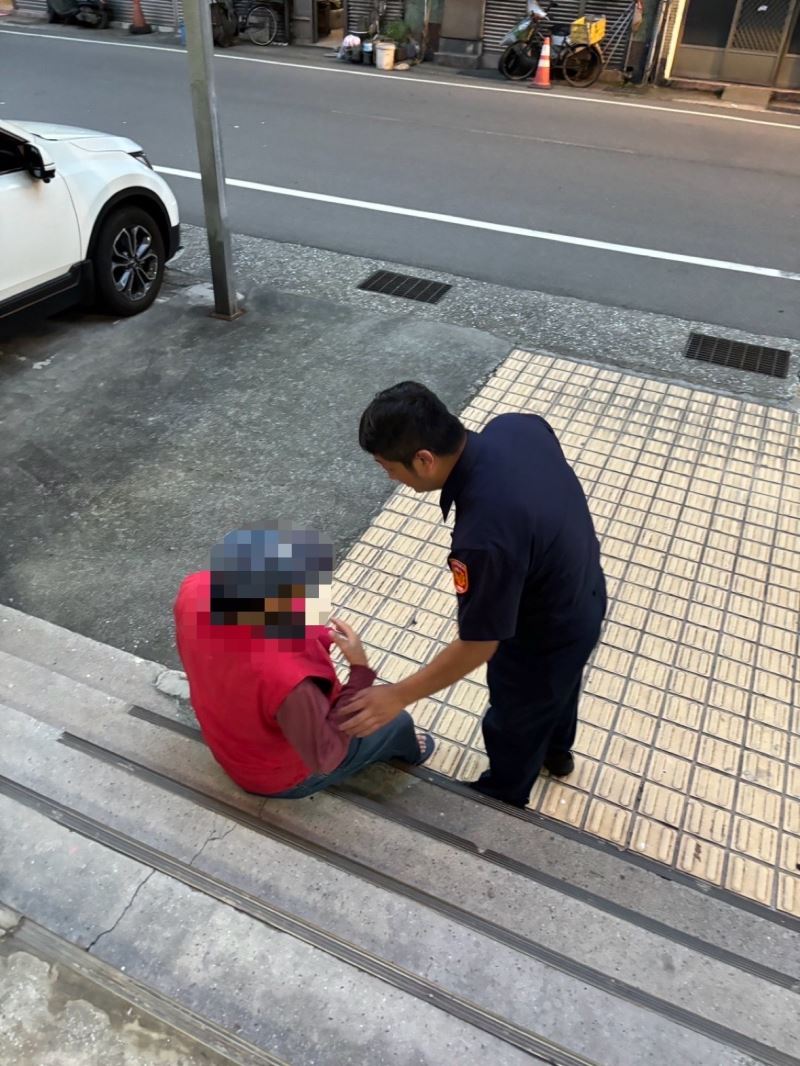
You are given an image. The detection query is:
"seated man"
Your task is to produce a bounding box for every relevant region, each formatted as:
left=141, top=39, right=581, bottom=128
left=174, top=528, right=433, bottom=798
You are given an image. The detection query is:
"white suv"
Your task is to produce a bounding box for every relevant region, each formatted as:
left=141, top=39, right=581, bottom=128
left=0, top=119, right=180, bottom=322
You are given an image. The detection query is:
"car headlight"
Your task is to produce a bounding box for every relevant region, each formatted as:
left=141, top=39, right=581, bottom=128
left=131, top=150, right=153, bottom=170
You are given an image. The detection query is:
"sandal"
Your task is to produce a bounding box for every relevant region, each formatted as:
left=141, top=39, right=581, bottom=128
left=414, top=731, right=435, bottom=766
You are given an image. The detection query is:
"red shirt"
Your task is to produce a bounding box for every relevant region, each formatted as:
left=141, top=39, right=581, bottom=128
left=175, top=571, right=362, bottom=794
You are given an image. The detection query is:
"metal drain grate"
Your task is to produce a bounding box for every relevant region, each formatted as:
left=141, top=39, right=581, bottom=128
left=358, top=271, right=451, bottom=305
left=685, top=332, right=790, bottom=379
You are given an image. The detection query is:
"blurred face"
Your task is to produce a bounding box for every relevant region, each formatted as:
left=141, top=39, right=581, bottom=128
left=235, top=580, right=332, bottom=630
left=304, top=579, right=333, bottom=627
left=374, top=451, right=447, bottom=493
left=235, top=584, right=305, bottom=627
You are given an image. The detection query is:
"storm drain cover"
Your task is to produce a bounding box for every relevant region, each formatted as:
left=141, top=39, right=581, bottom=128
left=358, top=270, right=451, bottom=305
left=685, top=332, right=790, bottom=379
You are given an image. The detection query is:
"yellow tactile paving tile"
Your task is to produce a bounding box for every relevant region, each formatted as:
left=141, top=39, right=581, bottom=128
left=332, top=350, right=800, bottom=915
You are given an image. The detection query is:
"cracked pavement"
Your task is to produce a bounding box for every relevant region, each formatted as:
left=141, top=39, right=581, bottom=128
left=86, top=870, right=156, bottom=954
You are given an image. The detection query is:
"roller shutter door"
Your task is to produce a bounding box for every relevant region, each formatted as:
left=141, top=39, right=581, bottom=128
left=346, top=0, right=404, bottom=34
left=483, top=0, right=634, bottom=68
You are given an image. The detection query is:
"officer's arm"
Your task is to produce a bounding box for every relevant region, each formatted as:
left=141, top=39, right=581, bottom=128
left=337, top=545, right=518, bottom=737
left=394, top=638, right=498, bottom=708
left=337, top=636, right=498, bottom=738
left=392, top=543, right=520, bottom=700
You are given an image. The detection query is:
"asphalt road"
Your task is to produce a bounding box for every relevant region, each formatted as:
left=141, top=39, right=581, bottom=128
left=2, top=27, right=800, bottom=338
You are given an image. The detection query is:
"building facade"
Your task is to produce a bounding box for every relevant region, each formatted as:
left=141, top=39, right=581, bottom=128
left=436, top=0, right=638, bottom=71
left=660, top=0, right=800, bottom=88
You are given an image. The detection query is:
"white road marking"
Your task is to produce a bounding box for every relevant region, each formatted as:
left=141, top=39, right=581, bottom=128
left=155, top=165, right=800, bottom=281
left=2, top=27, right=800, bottom=133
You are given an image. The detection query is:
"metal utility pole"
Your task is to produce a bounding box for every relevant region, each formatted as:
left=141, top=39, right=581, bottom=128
left=182, top=0, right=241, bottom=319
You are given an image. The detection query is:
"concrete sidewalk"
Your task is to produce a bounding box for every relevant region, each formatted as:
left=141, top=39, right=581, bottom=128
left=0, top=254, right=509, bottom=666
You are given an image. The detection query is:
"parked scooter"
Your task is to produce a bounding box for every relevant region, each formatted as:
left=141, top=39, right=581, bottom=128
left=47, top=0, right=110, bottom=28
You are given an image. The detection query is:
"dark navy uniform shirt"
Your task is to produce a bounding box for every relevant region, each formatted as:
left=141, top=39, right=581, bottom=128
left=440, top=413, right=603, bottom=647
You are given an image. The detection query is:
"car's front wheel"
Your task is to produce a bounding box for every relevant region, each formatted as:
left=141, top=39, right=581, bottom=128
left=93, top=206, right=165, bottom=316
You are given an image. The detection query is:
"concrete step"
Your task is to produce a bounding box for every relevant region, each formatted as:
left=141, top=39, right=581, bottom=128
left=5, top=602, right=799, bottom=963
left=0, top=603, right=196, bottom=726
left=341, top=764, right=800, bottom=982
left=3, top=700, right=789, bottom=1066
left=2, top=623, right=800, bottom=1065
left=0, top=789, right=544, bottom=1066
left=2, top=605, right=799, bottom=971
left=0, top=905, right=279, bottom=1066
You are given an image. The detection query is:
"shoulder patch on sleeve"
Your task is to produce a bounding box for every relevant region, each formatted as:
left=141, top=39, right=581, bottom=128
left=449, top=558, right=469, bottom=595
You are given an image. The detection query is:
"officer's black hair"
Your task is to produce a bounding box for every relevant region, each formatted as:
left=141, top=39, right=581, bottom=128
left=359, top=382, right=465, bottom=466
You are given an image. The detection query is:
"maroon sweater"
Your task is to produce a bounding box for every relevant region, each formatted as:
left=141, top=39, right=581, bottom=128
left=275, top=665, right=376, bottom=775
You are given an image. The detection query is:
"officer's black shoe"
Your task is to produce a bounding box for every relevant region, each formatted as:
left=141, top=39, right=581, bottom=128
left=544, top=750, right=575, bottom=777
left=464, top=779, right=527, bottom=809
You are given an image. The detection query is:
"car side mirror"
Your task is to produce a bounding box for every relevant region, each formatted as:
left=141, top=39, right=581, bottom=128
left=23, top=143, right=56, bottom=184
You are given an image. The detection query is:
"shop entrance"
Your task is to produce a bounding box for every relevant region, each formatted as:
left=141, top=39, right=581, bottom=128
left=291, top=0, right=346, bottom=47
left=673, top=0, right=800, bottom=88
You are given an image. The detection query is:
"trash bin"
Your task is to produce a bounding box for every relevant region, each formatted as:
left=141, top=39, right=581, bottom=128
left=375, top=40, right=395, bottom=70
left=317, top=0, right=331, bottom=37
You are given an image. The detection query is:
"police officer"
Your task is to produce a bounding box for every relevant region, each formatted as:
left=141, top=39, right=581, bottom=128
left=341, top=381, right=606, bottom=809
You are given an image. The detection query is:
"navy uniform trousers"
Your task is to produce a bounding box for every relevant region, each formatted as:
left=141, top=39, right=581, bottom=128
left=475, top=578, right=607, bottom=809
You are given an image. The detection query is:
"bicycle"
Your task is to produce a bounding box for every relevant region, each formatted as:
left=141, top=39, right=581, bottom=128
left=498, top=1, right=603, bottom=88
left=210, top=0, right=280, bottom=48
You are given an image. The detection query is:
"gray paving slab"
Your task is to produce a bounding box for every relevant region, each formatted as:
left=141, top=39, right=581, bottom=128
left=189, top=825, right=788, bottom=1066
left=0, top=715, right=695, bottom=1066
left=1, top=705, right=598, bottom=1063
left=3, top=604, right=798, bottom=982
left=0, top=787, right=544, bottom=1065
left=0, top=705, right=230, bottom=863
left=8, top=601, right=797, bottom=987
left=258, top=795, right=800, bottom=1056
left=0, top=769, right=771, bottom=1066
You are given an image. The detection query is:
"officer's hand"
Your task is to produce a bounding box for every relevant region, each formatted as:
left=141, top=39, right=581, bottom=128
left=329, top=618, right=368, bottom=667
left=337, top=684, right=404, bottom=737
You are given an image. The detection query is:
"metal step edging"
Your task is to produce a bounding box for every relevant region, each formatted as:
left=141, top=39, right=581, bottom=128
left=129, top=703, right=800, bottom=957
left=28, top=737, right=800, bottom=1066
left=0, top=772, right=599, bottom=1066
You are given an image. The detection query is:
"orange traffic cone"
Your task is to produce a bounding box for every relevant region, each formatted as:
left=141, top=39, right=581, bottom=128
left=532, top=35, right=552, bottom=89
left=129, top=0, right=152, bottom=35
